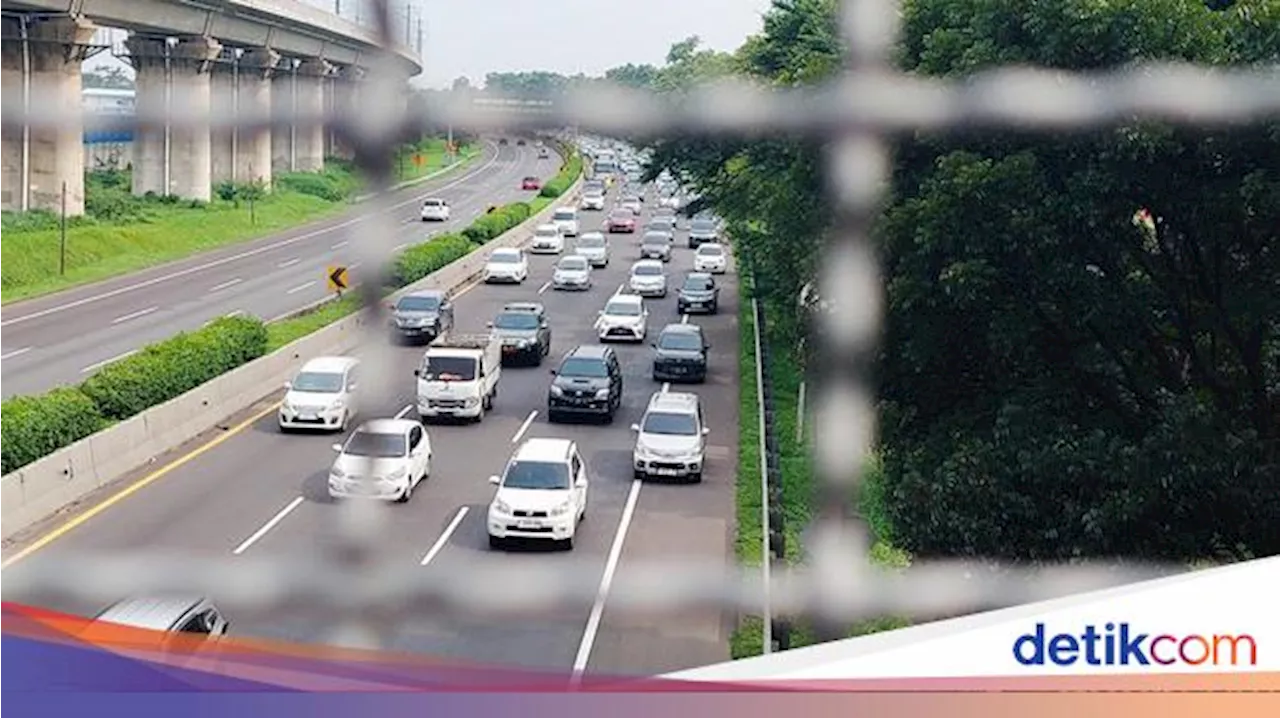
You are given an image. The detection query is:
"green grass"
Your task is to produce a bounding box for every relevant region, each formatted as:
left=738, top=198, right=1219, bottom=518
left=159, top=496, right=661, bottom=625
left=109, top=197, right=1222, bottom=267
left=392, top=138, right=480, bottom=184
left=265, top=294, right=363, bottom=352
left=0, top=140, right=479, bottom=305
left=729, top=284, right=914, bottom=659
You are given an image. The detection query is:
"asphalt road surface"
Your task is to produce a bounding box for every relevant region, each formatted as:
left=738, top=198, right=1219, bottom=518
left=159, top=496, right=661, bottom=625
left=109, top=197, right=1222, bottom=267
left=0, top=139, right=553, bottom=398
left=6, top=185, right=742, bottom=678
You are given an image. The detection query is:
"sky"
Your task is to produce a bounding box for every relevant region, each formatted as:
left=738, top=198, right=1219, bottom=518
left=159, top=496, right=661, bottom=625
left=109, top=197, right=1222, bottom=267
left=84, top=0, right=775, bottom=89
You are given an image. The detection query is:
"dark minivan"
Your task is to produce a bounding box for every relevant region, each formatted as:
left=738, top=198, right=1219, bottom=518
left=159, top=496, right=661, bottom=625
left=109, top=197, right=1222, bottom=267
left=547, top=345, right=624, bottom=423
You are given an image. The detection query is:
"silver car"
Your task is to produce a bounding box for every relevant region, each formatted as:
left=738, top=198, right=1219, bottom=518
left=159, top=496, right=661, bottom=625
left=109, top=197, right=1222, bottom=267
left=552, top=255, right=593, bottom=291
left=640, top=231, right=673, bottom=262
left=628, top=260, right=667, bottom=298
left=574, top=232, right=610, bottom=267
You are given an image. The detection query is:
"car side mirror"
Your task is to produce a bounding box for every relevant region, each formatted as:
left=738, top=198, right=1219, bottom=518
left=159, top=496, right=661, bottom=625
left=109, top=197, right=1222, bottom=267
left=331, top=443, right=343, bottom=452
left=488, top=475, right=501, bottom=485
left=702, top=427, right=711, bottom=435
left=283, top=381, right=291, bottom=389
left=630, top=423, right=640, bottom=432
left=575, top=478, right=587, bottom=489
left=413, top=369, right=421, bottom=377
left=548, top=368, right=557, bottom=375
left=485, top=321, right=494, bottom=328
left=347, top=382, right=358, bottom=390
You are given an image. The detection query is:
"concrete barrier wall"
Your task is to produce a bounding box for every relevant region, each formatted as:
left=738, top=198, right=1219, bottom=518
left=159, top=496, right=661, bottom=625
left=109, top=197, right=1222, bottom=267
left=0, top=176, right=582, bottom=541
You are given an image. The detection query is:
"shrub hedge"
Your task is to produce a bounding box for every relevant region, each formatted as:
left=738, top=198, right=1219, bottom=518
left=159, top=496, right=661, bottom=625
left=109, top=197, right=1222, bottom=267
left=461, top=202, right=533, bottom=243
left=0, top=388, right=108, bottom=475
left=538, top=149, right=583, bottom=199
left=80, top=316, right=270, bottom=420
left=390, top=234, right=474, bottom=288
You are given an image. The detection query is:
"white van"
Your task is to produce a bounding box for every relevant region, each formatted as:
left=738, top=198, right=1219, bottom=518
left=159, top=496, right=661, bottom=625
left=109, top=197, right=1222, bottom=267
left=414, top=333, right=502, bottom=422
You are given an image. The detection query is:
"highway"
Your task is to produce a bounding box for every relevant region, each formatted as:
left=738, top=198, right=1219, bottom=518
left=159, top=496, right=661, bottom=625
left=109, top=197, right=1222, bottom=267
left=5, top=185, right=742, bottom=677
left=0, top=139, right=553, bottom=399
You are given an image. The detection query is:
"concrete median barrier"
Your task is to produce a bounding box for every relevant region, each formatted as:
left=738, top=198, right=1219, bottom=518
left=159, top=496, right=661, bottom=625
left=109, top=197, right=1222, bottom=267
left=0, top=176, right=581, bottom=542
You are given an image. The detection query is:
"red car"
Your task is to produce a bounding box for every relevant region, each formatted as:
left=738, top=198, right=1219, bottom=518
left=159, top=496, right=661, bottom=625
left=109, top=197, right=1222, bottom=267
left=522, top=176, right=541, bottom=190
left=607, top=209, right=637, bottom=233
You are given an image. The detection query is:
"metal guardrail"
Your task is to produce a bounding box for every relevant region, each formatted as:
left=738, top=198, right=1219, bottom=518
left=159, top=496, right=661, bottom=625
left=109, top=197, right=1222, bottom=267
left=3, top=0, right=1279, bottom=676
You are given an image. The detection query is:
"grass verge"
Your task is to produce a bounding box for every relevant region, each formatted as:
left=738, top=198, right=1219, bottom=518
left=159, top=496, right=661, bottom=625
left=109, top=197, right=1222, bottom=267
left=729, top=283, right=914, bottom=659
left=1, top=140, right=477, bottom=304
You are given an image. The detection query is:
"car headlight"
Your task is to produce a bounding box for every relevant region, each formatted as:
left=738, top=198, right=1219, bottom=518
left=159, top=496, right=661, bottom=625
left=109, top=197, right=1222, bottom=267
left=330, top=399, right=346, bottom=410
left=549, top=500, right=572, bottom=517
left=331, top=466, right=346, bottom=479
left=516, top=338, right=529, bottom=347
left=387, top=467, right=407, bottom=481
left=493, top=499, right=512, bottom=514
left=550, top=385, right=565, bottom=397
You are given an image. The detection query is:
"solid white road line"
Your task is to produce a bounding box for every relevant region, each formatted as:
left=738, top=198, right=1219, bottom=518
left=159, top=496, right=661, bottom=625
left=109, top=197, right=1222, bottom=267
left=0, top=149, right=506, bottom=329
left=208, top=278, right=242, bottom=293
left=571, top=479, right=643, bottom=681
left=286, top=281, right=316, bottom=295
left=537, top=281, right=551, bottom=295
left=393, top=242, right=409, bottom=252
left=225, top=310, right=246, bottom=318
left=232, top=496, right=305, bottom=554
left=512, top=410, right=538, bottom=444
left=419, top=507, right=470, bottom=566
left=81, top=349, right=138, bottom=374
left=331, top=240, right=349, bottom=250
left=110, top=306, right=159, bottom=324
left=395, top=404, right=414, bottom=419
left=1, top=347, right=32, bottom=361
left=278, top=257, right=301, bottom=268
left=615, top=282, right=625, bottom=295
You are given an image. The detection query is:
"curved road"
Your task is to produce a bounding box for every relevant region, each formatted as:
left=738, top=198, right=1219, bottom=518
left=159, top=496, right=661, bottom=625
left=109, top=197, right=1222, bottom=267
left=0, top=140, right=550, bottom=398
left=5, top=185, right=741, bottom=677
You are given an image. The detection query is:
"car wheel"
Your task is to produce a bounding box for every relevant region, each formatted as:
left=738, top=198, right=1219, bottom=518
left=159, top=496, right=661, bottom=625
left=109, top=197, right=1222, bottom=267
left=488, top=535, right=503, bottom=550
left=602, top=410, right=614, bottom=425
left=562, top=533, right=575, bottom=551
left=547, top=409, right=560, bottom=424
left=690, top=472, right=703, bottom=484
left=633, top=469, right=646, bottom=481
left=396, top=480, right=412, bottom=503
left=338, top=409, right=350, bottom=432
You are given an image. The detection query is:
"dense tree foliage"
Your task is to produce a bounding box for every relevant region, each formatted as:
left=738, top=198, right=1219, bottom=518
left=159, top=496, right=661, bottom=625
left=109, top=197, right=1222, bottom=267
left=632, top=0, right=1280, bottom=562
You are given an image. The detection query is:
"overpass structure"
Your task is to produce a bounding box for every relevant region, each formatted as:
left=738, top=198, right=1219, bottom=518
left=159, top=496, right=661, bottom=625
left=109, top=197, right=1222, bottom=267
left=1, top=0, right=423, bottom=215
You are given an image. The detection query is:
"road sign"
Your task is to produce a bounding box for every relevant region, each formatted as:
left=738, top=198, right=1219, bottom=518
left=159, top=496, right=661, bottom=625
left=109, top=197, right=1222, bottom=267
left=327, top=266, right=349, bottom=294
left=412, top=153, right=424, bottom=168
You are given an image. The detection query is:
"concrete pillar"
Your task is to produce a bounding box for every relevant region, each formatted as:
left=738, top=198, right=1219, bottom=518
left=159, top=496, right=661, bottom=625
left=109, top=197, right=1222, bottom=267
left=126, top=34, right=222, bottom=200
left=236, top=48, right=279, bottom=186
left=328, top=65, right=363, bottom=161
left=293, top=58, right=331, bottom=172
left=209, top=49, right=237, bottom=186
left=0, top=15, right=98, bottom=215
left=270, top=58, right=298, bottom=174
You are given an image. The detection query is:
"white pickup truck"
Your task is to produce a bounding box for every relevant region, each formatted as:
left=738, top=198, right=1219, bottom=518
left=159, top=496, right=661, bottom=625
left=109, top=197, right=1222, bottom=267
left=414, top=333, right=502, bottom=422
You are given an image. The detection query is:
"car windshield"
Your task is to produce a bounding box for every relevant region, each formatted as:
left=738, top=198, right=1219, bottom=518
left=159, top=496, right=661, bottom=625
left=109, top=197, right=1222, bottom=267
left=683, top=277, right=713, bottom=290
left=559, top=357, right=609, bottom=378
left=697, top=245, right=723, bottom=256
left=490, top=252, right=520, bottom=263
left=643, top=234, right=668, bottom=245
left=503, top=460, right=570, bottom=490
left=633, top=265, right=662, bottom=276
left=423, top=199, right=444, bottom=207
left=344, top=431, right=406, bottom=458
left=610, top=210, right=632, bottom=220
left=558, top=258, right=588, bottom=271
left=494, top=312, right=539, bottom=330
left=421, top=356, right=477, bottom=382
left=291, top=370, right=345, bottom=393
left=642, top=411, right=699, bottom=436
left=605, top=301, right=641, bottom=316
left=397, top=295, right=440, bottom=311
left=691, top=220, right=717, bottom=232
left=576, top=236, right=605, bottom=248
left=536, top=227, right=558, bottom=237
left=553, top=210, right=575, bottom=221
left=659, top=332, right=703, bottom=351
left=624, top=196, right=640, bottom=203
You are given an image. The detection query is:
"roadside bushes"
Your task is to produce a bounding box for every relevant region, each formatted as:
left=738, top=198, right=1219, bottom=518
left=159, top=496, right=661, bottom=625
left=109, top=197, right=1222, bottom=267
left=539, top=149, right=583, bottom=199
left=0, top=388, right=107, bottom=475
left=390, top=234, right=474, bottom=288
left=80, top=316, right=269, bottom=420
left=276, top=161, right=362, bottom=202
left=461, top=202, right=533, bottom=243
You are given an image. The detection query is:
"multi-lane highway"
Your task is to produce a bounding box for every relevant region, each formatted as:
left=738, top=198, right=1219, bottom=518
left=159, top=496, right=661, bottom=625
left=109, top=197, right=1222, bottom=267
left=0, top=139, right=554, bottom=398
left=5, top=185, right=741, bottom=677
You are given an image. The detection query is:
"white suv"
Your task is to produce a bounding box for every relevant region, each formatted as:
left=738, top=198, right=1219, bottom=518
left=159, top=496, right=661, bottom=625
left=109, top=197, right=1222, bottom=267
left=632, top=392, right=709, bottom=483
left=552, top=207, right=580, bottom=237
left=529, top=224, right=565, bottom=254
left=279, top=356, right=359, bottom=432
left=487, top=438, right=589, bottom=550
left=596, top=293, right=648, bottom=342
left=420, top=198, right=450, bottom=221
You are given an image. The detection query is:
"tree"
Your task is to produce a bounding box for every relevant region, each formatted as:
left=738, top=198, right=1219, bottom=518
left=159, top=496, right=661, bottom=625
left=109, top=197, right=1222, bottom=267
left=604, top=63, right=660, bottom=89
left=482, top=71, right=570, bottom=99
left=83, top=64, right=133, bottom=89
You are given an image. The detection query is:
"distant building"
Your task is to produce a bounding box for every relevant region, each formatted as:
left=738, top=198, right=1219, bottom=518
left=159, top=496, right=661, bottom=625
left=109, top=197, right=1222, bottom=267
left=83, top=87, right=134, bottom=169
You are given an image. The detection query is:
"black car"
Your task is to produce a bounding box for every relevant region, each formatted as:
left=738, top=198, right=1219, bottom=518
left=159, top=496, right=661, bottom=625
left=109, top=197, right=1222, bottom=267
left=652, top=324, right=709, bottom=383
left=488, top=302, right=551, bottom=366
left=389, top=290, right=453, bottom=344
left=499, top=137, right=509, bottom=145
left=547, top=345, right=623, bottom=423
left=677, top=272, right=719, bottom=314
left=516, top=138, right=527, bottom=146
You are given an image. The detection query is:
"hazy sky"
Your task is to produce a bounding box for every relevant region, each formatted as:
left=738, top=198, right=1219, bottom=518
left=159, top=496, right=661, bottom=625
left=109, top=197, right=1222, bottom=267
left=86, top=0, right=774, bottom=89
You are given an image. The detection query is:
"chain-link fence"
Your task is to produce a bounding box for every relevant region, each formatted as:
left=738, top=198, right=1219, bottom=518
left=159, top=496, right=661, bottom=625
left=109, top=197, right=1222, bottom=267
left=4, top=0, right=1279, bottom=679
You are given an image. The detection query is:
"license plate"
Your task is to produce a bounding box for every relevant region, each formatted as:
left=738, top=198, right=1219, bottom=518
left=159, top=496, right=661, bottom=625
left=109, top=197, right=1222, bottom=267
left=517, top=520, right=541, bottom=529
left=298, top=412, right=317, bottom=420
left=653, top=468, right=681, bottom=476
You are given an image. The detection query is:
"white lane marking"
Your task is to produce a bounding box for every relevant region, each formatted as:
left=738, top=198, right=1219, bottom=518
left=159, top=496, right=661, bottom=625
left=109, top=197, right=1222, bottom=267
left=225, top=310, right=246, bottom=318
left=681, top=312, right=690, bottom=325
left=0, top=148, right=506, bottom=329
left=512, top=410, right=538, bottom=444
left=393, top=242, right=409, bottom=252
left=331, top=240, right=348, bottom=250
left=419, top=507, right=470, bottom=566
left=571, top=479, right=643, bottom=681
left=615, top=282, right=625, bottom=295
left=208, top=277, right=242, bottom=293
left=278, top=257, right=301, bottom=268
left=662, top=382, right=670, bottom=393
left=286, top=281, right=316, bottom=295
left=110, top=306, right=159, bottom=324
left=395, top=404, right=414, bottom=419
left=1, top=347, right=32, bottom=361
left=537, top=280, right=551, bottom=295
left=232, top=496, right=306, bottom=555
left=80, top=349, right=138, bottom=374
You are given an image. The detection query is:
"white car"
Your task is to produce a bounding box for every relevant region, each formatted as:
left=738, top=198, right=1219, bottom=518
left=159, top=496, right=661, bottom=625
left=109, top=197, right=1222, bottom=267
left=279, top=356, right=360, bottom=432
left=580, top=191, right=606, bottom=211
left=529, top=223, right=565, bottom=254
left=552, top=254, right=592, bottom=291
left=596, top=293, right=648, bottom=342
left=632, top=391, right=710, bottom=483
left=551, top=207, right=580, bottom=237
left=420, top=198, right=450, bottom=221
left=483, top=247, right=529, bottom=283
left=693, top=242, right=728, bottom=274
left=620, top=196, right=642, bottom=214
left=628, top=259, right=667, bottom=298
left=487, top=438, right=589, bottom=550
left=328, top=418, right=432, bottom=502
left=659, top=194, right=681, bottom=209
left=573, top=232, right=609, bottom=267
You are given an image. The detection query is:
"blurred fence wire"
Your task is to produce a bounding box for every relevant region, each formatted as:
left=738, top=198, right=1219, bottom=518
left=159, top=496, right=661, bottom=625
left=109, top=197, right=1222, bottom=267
left=4, top=0, right=1280, bottom=670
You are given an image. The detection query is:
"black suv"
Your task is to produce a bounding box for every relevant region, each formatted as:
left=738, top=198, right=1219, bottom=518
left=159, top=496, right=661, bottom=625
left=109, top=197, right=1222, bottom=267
left=488, top=302, right=551, bottom=366
left=652, top=324, right=709, bottom=383
left=677, top=272, right=719, bottom=314
left=547, top=345, right=623, bottom=423
left=389, top=290, right=454, bottom=344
